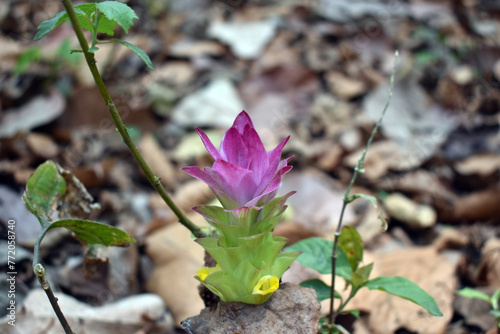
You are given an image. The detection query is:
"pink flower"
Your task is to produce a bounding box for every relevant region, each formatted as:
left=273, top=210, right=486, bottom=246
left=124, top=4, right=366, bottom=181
left=183, top=111, right=292, bottom=209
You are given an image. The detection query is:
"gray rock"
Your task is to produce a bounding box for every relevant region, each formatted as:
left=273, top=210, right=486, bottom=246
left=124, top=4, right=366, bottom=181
left=181, top=283, right=320, bottom=334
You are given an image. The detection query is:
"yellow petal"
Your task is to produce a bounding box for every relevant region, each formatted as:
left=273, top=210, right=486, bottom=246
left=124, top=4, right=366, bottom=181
left=252, top=275, right=279, bottom=295
left=196, top=265, right=220, bottom=282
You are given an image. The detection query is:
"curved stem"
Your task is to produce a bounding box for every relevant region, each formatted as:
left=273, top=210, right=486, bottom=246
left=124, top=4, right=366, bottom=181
left=60, top=0, right=206, bottom=238
left=33, top=226, right=50, bottom=269
left=329, top=51, right=398, bottom=325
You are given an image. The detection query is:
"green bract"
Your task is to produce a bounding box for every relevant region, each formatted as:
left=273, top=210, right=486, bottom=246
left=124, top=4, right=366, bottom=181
left=195, top=194, right=300, bottom=304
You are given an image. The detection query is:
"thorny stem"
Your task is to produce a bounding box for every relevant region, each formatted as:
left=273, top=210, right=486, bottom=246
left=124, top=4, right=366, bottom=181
left=60, top=0, right=206, bottom=239
left=328, top=51, right=399, bottom=325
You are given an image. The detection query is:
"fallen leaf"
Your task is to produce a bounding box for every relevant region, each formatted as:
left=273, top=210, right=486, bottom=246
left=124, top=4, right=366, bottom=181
left=454, top=153, right=500, bottom=177
left=433, top=227, right=469, bottom=251
left=476, top=238, right=500, bottom=287
left=171, top=78, right=244, bottom=128
left=347, top=246, right=456, bottom=334
left=363, top=75, right=458, bottom=169
left=315, top=0, right=409, bottom=23
left=1, top=289, right=174, bottom=333
left=344, top=140, right=404, bottom=180
left=0, top=88, right=65, bottom=138
left=280, top=171, right=356, bottom=236
left=0, top=185, right=42, bottom=245
left=207, top=19, right=279, bottom=59
left=170, top=39, right=225, bottom=58
left=325, top=71, right=367, bottom=99
left=454, top=187, right=500, bottom=222
left=26, top=132, right=59, bottom=158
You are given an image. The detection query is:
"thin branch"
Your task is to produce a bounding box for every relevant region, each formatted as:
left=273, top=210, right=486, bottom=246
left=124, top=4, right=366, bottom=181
left=34, top=263, right=74, bottom=334
left=328, top=51, right=399, bottom=325
left=60, top=0, right=206, bottom=239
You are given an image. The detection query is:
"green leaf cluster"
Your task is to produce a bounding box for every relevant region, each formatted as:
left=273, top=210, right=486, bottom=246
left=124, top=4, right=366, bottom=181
left=35, top=1, right=137, bottom=40
left=286, top=227, right=442, bottom=317
left=34, top=1, right=152, bottom=70
left=23, top=161, right=135, bottom=248
left=194, top=193, right=300, bottom=304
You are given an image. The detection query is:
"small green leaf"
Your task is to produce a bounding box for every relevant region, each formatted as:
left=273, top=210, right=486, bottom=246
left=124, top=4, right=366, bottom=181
left=352, top=193, right=387, bottom=231
left=365, top=276, right=443, bottom=317
left=456, top=287, right=491, bottom=303
left=113, top=39, right=153, bottom=70
left=23, top=161, right=66, bottom=226
left=34, top=10, right=69, bottom=40
left=300, top=279, right=341, bottom=302
left=88, top=46, right=99, bottom=53
left=351, top=263, right=374, bottom=292
left=97, top=1, right=138, bottom=33
left=14, top=47, right=41, bottom=75
left=284, top=237, right=351, bottom=279
left=339, top=226, right=363, bottom=272
left=48, top=219, right=135, bottom=246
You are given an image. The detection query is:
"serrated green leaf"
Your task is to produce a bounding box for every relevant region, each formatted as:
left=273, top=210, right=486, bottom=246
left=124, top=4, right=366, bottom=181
left=23, top=161, right=66, bottom=226
left=300, top=279, right=340, bottom=302
left=339, top=226, right=363, bottom=272
left=456, top=287, right=491, bottom=303
left=113, top=39, right=153, bottom=70
left=48, top=219, right=135, bottom=246
left=35, top=10, right=69, bottom=40
left=75, top=3, right=116, bottom=35
left=352, top=193, right=387, bottom=231
left=365, top=276, right=443, bottom=317
left=97, top=1, right=138, bottom=33
left=284, top=237, right=351, bottom=279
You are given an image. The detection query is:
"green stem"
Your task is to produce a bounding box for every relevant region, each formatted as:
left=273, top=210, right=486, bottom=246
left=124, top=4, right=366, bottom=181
left=90, top=7, right=99, bottom=51
left=33, top=230, right=74, bottom=334
left=33, top=226, right=50, bottom=269
left=60, top=0, right=206, bottom=239
left=328, top=51, right=398, bottom=325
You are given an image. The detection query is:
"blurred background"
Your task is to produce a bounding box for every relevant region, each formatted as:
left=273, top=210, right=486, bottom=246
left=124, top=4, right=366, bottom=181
left=1, top=0, right=500, bottom=333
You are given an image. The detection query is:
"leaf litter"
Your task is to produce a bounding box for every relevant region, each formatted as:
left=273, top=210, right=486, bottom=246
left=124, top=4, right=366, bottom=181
left=1, top=0, right=500, bottom=332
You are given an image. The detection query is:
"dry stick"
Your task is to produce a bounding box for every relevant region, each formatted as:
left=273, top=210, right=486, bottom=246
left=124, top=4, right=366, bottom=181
left=59, top=0, right=206, bottom=239
left=328, top=51, right=399, bottom=325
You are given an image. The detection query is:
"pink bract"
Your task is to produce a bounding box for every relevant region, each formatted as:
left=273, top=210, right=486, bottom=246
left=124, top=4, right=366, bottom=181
left=183, top=111, right=292, bottom=209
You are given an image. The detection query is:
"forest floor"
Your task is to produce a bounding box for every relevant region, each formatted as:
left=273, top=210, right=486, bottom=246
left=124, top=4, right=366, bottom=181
left=1, top=0, right=500, bottom=333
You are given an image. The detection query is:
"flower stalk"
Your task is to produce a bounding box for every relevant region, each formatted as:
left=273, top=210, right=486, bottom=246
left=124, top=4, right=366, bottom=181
left=184, top=111, right=300, bottom=304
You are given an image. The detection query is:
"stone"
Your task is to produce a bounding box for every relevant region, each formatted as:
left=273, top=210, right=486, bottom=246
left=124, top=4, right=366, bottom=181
left=181, top=283, right=320, bottom=334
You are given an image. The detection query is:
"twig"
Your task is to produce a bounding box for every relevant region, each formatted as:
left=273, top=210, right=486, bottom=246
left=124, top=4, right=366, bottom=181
left=34, top=263, right=74, bottom=334
left=328, top=51, right=399, bottom=325
left=59, top=0, right=206, bottom=239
